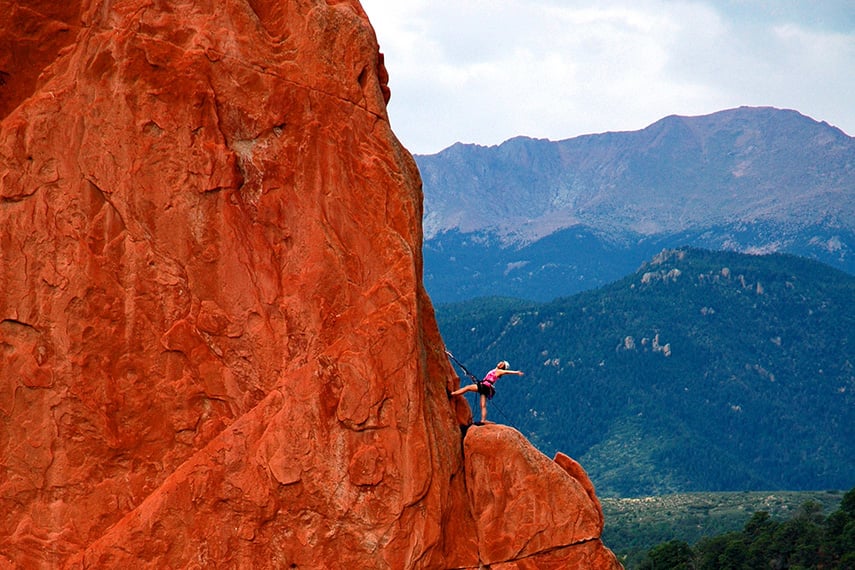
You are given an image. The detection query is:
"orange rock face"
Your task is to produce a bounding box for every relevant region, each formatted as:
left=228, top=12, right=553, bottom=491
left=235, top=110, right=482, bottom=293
left=0, top=1, right=621, bottom=568
left=465, top=426, right=611, bottom=566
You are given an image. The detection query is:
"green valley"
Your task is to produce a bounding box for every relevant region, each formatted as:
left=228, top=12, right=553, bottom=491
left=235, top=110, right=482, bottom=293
left=601, top=489, right=847, bottom=567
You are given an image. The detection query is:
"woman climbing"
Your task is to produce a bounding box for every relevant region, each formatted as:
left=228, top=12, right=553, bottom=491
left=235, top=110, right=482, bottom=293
left=450, top=360, right=524, bottom=424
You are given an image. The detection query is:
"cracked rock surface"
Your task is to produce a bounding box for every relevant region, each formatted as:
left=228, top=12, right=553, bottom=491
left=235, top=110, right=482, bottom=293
left=0, top=1, right=621, bottom=568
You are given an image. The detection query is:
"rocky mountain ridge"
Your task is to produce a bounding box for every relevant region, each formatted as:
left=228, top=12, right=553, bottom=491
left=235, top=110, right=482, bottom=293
left=418, top=107, right=854, bottom=302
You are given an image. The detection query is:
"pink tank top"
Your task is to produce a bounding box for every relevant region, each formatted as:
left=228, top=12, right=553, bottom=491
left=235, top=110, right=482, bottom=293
left=482, top=369, right=499, bottom=386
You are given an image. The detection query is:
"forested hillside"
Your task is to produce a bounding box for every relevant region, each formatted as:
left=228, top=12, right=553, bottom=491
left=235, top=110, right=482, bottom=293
left=438, top=249, right=855, bottom=496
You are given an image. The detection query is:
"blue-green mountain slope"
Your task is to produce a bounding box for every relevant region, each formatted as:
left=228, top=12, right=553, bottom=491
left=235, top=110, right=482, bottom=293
left=438, top=248, right=854, bottom=496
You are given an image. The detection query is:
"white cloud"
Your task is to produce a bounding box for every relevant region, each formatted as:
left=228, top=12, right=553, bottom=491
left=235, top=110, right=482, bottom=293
left=361, top=0, right=855, bottom=154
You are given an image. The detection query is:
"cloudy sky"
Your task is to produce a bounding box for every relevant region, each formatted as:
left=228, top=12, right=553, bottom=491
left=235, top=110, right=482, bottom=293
left=359, top=0, right=855, bottom=155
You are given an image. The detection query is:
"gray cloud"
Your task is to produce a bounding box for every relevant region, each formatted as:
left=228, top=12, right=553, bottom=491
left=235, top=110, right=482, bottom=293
left=362, top=0, right=855, bottom=154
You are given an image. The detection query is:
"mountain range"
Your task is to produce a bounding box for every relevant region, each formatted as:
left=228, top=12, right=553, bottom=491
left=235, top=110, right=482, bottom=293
left=437, top=248, right=855, bottom=497
left=417, top=106, right=854, bottom=302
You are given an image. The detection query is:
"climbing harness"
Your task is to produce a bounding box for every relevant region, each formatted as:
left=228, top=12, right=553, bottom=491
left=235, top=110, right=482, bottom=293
left=446, top=350, right=511, bottom=422
left=446, top=350, right=541, bottom=443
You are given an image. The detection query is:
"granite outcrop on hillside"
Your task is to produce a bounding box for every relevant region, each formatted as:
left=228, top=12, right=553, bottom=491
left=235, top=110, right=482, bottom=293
left=0, top=1, right=620, bottom=567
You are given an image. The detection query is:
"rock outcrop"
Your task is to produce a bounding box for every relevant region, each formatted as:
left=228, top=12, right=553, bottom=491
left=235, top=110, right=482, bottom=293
left=0, top=1, right=620, bottom=568
left=464, top=425, right=618, bottom=569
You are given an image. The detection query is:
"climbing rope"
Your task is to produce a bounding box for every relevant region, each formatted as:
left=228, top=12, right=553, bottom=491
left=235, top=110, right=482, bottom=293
left=445, top=350, right=480, bottom=383
left=445, top=349, right=542, bottom=446
left=445, top=349, right=515, bottom=425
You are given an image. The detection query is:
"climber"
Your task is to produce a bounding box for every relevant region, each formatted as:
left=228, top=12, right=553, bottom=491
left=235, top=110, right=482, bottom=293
left=450, top=359, right=524, bottom=424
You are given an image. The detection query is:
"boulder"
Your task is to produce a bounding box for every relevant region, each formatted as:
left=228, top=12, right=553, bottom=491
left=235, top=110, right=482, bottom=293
left=464, top=425, right=620, bottom=568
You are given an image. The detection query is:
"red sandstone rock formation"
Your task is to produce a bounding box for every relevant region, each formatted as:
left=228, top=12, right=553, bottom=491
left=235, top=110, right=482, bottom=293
left=0, top=1, right=621, bottom=568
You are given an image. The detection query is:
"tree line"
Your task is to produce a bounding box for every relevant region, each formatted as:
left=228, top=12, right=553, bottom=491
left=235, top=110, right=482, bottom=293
left=636, top=487, right=855, bottom=569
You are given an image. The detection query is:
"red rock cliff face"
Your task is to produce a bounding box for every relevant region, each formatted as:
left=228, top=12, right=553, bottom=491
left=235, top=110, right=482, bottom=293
left=0, top=1, right=621, bottom=568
